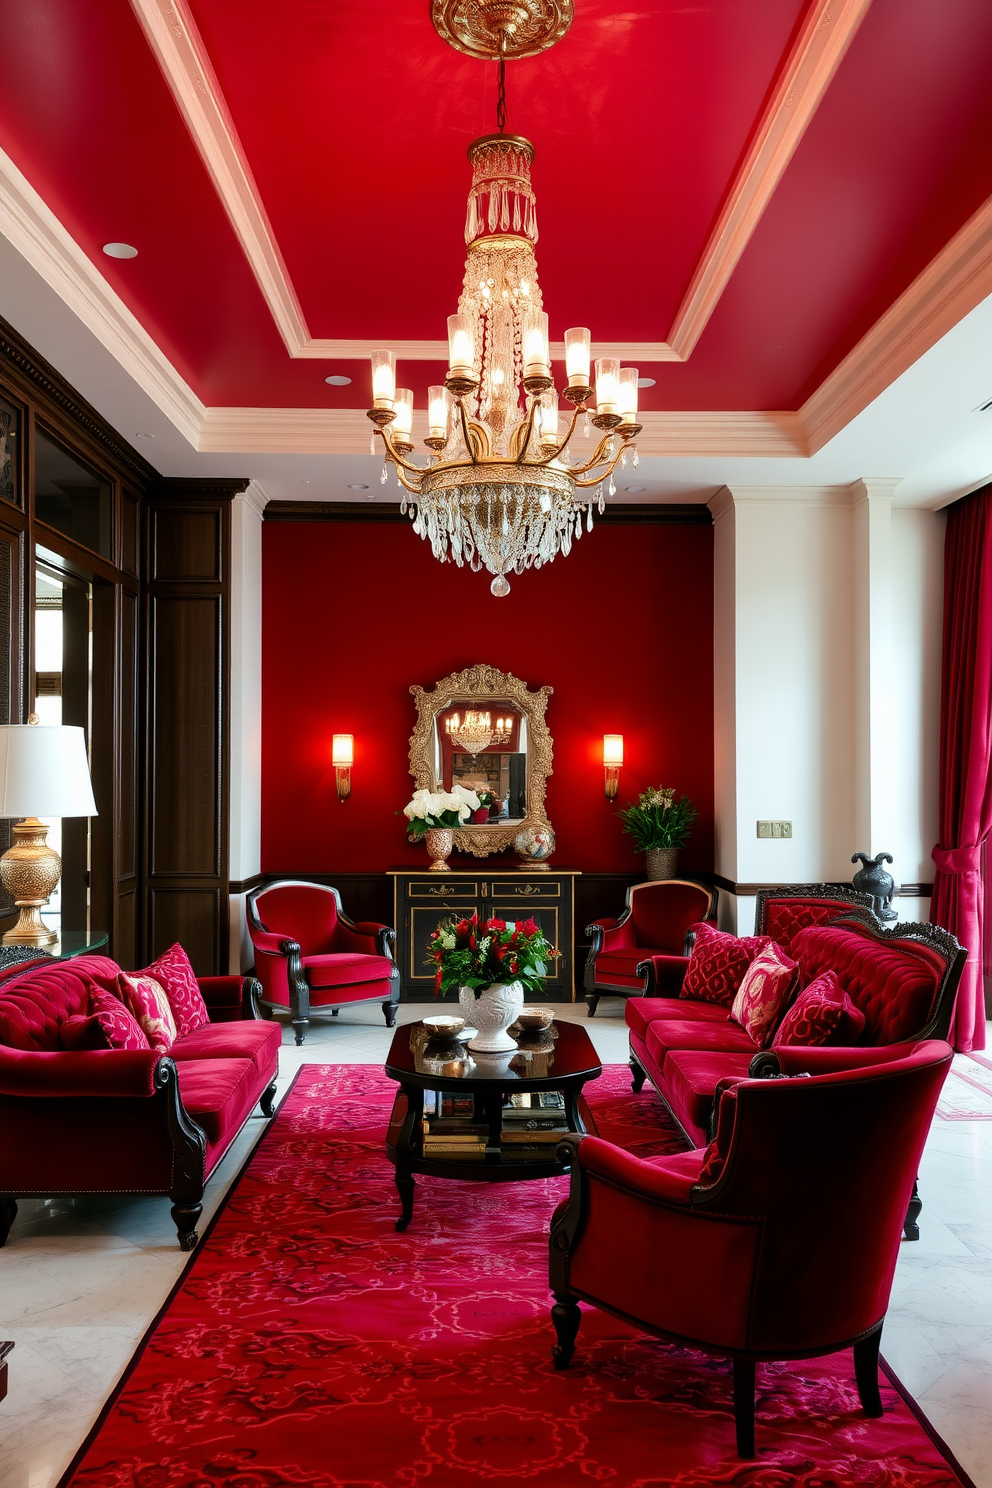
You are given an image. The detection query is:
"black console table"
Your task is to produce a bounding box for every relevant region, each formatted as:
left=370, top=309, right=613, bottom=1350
left=389, top=867, right=580, bottom=1002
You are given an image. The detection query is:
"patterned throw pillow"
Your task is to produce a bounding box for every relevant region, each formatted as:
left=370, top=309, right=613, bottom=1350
left=118, top=972, right=177, bottom=1053
left=134, top=943, right=209, bottom=1039
left=772, top=971, right=867, bottom=1048
left=730, top=942, right=800, bottom=1047
left=680, top=923, right=772, bottom=1007
left=81, top=989, right=150, bottom=1051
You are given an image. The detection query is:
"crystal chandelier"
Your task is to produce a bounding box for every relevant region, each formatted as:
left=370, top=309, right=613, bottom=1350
left=366, top=3, right=641, bottom=597
left=445, top=710, right=513, bottom=756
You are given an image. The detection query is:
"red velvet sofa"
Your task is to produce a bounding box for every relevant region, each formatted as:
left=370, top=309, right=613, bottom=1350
left=0, top=953, right=280, bottom=1251
left=628, top=887, right=965, bottom=1235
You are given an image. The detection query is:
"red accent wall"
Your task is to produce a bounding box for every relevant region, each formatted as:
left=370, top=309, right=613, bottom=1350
left=261, top=520, right=714, bottom=875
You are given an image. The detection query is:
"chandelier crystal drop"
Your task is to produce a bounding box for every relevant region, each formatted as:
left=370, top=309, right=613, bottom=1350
left=367, top=64, right=641, bottom=596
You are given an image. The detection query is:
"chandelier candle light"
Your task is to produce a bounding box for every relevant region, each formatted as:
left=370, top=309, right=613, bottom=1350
left=366, top=3, right=640, bottom=596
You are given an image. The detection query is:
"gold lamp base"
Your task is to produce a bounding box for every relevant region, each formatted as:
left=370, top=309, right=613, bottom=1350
left=0, top=818, right=60, bottom=946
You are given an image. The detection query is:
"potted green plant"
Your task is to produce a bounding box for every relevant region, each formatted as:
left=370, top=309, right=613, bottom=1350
left=617, top=785, right=697, bottom=880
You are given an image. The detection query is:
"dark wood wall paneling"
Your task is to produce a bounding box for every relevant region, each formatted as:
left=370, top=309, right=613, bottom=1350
left=144, top=480, right=246, bottom=972
left=0, top=316, right=153, bottom=959
left=0, top=314, right=249, bottom=974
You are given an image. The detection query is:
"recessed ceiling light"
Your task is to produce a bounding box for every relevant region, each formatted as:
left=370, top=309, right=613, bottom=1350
left=134, top=432, right=155, bottom=440
left=103, top=242, right=138, bottom=259
left=325, top=375, right=352, bottom=386
left=348, top=483, right=370, bottom=490
left=636, top=377, right=655, bottom=389
left=625, top=485, right=647, bottom=494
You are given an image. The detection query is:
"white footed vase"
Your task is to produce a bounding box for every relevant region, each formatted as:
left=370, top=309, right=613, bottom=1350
left=459, top=981, right=524, bottom=1053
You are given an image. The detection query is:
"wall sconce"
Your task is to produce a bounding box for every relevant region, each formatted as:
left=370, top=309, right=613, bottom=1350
left=332, top=734, right=354, bottom=802
left=603, top=734, right=624, bottom=801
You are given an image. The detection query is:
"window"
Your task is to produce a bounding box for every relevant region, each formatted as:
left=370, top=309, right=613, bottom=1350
left=35, top=428, right=112, bottom=559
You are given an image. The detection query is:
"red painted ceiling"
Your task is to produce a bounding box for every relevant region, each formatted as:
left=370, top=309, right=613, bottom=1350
left=0, top=0, right=990, bottom=412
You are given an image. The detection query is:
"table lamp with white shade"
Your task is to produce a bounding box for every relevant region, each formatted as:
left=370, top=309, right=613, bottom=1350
left=0, top=716, right=98, bottom=946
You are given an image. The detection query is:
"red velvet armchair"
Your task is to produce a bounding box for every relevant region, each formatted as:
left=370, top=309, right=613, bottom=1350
left=549, top=1039, right=952, bottom=1457
left=247, top=880, right=400, bottom=1045
left=583, top=880, right=716, bottom=1016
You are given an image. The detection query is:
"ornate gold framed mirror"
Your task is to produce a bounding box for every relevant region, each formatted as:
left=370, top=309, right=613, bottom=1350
left=409, top=664, right=553, bottom=859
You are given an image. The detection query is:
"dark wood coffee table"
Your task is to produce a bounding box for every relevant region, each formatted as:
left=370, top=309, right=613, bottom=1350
left=384, top=1019, right=602, bottom=1231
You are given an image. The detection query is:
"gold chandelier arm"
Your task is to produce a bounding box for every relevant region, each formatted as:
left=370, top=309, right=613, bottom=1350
left=567, top=432, right=622, bottom=476
left=512, top=396, right=540, bottom=465
left=526, top=402, right=584, bottom=468
left=456, top=399, right=480, bottom=465
left=377, top=425, right=429, bottom=478
left=394, top=468, right=423, bottom=495
left=571, top=442, right=634, bottom=489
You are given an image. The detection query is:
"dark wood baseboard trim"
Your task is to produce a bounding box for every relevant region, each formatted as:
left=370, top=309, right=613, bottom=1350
left=230, top=873, right=265, bottom=896
left=263, top=500, right=712, bottom=525
left=714, top=877, right=933, bottom=898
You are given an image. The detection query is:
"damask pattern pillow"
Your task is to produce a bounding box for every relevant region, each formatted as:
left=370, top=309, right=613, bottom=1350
left=83, top=988, right=150, bottom=1051
left=772, top=971, right=867, bottom=1048
left=135, top=943, right=209, bottom=1039
left=730, top=942, right=800, bottom=1048
left=118, top=971, right=176, bottom=1053
left=680, top=923, right=772, bottom=1007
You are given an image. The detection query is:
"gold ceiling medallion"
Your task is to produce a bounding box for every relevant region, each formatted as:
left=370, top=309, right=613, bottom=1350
left=431, top=0, right=573, bottom=60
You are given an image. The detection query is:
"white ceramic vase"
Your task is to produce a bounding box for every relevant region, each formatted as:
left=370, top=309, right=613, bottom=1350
left=459, top=981, right=524, bottom=1053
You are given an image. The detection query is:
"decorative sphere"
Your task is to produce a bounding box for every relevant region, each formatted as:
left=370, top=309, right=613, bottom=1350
left=514, top=823, right=556, bottom=862
left=491, top=574, right=511, bottom=597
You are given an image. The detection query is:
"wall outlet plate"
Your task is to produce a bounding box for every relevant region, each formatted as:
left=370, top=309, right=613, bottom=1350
left=757, top=820, right=793, bottom=839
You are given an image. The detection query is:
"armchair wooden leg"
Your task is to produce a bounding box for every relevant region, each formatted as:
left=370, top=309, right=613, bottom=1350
left=260, top=1079, right=278, bottom=1118
left=170, top=1201, right=202, bottom=1252
left=854, top=1327, right=884, bottom=1416
left=585, top=994, right=600, bottom=1018
left=382, top=999, right=398, bottom=1028
left=331, top=1008, right=339, bottom=1016
left=732, top=1356, right=756, bottom=1458
left=0, top=1198, right=17, bottom=1247
left=551, top=1296, right=582, bottom=1369
left=292, top=1017, right=309, bottom=1046
left=630, top=1053, right=647, bottom=1094
left=904, top=1179, right=922, bottom=1240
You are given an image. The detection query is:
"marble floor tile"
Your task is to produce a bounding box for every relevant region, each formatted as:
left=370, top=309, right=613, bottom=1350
left=3, top=1010, right=992, bottom=1488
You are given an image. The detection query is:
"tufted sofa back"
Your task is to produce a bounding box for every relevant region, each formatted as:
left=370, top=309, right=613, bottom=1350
left=0, top=956, right=124, bottom=1052
left=758, top=897, right=866, bottom=956
left=790, top=923, right=946, bottom=1044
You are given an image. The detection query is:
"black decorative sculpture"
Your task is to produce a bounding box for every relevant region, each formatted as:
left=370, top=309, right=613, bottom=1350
left=851, top=852, right=897, bottom=922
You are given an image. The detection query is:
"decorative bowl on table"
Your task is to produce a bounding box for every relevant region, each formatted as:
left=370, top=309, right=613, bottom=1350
left=514, top=1007, right=555, bottom=1031
left=423, top=1014, right=466, bottom=1039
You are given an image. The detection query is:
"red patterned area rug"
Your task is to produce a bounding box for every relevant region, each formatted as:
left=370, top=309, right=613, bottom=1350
left=60, top=1064, right=972, bottom=1488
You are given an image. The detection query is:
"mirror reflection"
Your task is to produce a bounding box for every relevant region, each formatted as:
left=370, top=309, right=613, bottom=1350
left=434, top=700, right=528, bottom=825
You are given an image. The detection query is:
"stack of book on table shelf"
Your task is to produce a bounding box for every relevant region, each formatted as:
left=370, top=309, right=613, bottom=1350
left=422, top=1091, right=488, bottom=1158
left=500, top=1091, right=568, bottom=1160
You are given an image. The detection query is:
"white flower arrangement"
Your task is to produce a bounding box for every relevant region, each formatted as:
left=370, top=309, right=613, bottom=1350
left=401, top=782, right=481, bottom=839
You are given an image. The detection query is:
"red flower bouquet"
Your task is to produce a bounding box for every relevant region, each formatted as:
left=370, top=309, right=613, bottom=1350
left=427, top=912, right=559, bottom=999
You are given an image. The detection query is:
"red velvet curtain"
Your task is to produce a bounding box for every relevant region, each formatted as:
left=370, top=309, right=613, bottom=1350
left=931, top=484, right=992, bottom=1051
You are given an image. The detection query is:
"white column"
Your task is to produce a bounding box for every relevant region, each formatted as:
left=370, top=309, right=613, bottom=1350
left=850, top=478, right=900, bottom=862
left=710, top=485, right=859, bottom=931
left=229, top=481, right=267, bottom=971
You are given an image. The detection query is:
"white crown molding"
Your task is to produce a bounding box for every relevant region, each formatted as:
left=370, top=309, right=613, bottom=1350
left=0, top=142, right=204, bottom=444
left=128, top=0, right=309, bottom=358
left=197, top=405, right=806, bottom=457
left=717, top=483, right=856, bottom=508
left=664, top=0, right=874, bottom=360
left=238, top=480, right=270, bottom=519
left=129, top=0, right=865, bottom=371
left=801, top=195, right=992, bottom=452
